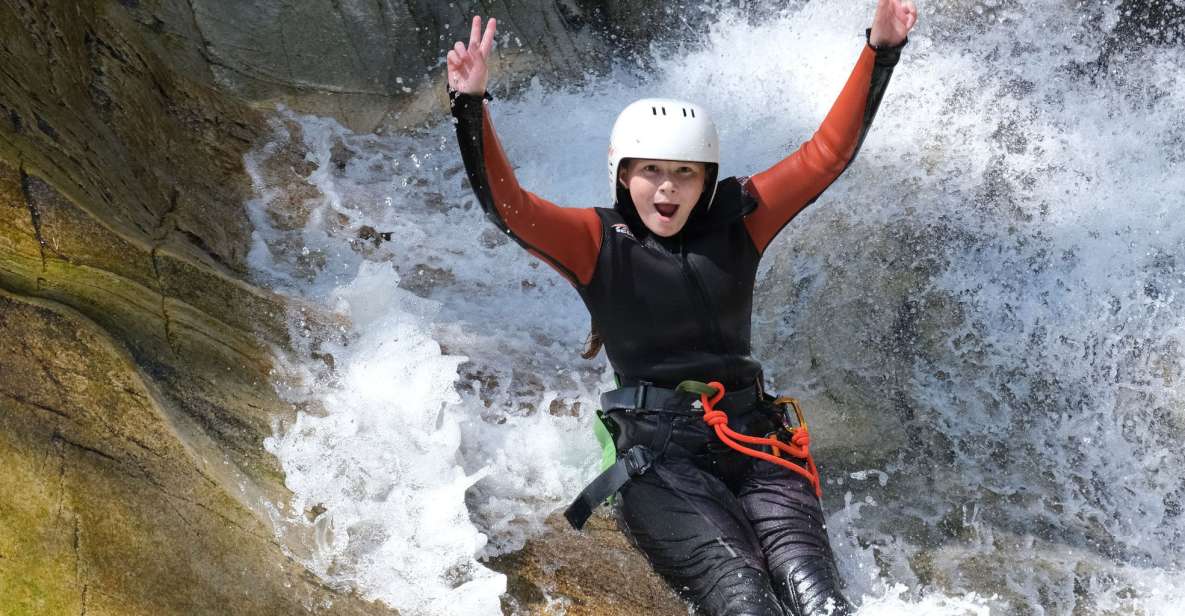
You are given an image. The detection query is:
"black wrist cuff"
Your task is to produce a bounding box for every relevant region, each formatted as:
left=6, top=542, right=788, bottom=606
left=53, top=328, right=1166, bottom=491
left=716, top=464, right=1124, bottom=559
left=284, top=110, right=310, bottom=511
left=448, top=86, right=494, bottom=117
left=865, top=28, right=907, bottom=66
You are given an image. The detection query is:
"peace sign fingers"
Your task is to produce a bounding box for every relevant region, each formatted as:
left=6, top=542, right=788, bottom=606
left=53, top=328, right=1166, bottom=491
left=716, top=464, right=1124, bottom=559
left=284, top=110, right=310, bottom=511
left=479, top=16, right=497, bottom=57
left=447, top=16, right=497, bottom=95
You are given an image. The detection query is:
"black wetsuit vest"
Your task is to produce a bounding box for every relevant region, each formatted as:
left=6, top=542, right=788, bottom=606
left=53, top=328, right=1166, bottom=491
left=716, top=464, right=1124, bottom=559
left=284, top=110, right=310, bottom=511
left=583, top=179, right=763, bottom=389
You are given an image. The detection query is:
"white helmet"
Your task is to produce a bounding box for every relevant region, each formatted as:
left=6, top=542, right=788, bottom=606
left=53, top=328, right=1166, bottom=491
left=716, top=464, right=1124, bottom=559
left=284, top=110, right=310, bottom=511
left=608, top=98, right=720, bottom=207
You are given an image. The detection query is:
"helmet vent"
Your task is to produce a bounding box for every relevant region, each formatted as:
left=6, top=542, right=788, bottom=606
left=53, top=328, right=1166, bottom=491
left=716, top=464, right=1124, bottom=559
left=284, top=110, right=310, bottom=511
left=609, top=97, right=719, bottom=205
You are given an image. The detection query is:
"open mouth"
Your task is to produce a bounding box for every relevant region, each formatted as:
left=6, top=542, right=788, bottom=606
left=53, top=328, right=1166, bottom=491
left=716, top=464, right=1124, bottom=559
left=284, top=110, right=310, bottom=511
left=654, top=202, right=679, bottom=218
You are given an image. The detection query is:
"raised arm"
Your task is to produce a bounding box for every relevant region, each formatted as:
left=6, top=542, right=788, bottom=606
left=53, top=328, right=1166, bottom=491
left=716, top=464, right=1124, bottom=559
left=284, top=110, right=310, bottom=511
left=743, top=0, right=916, bottom=253
left=447, top=17, right=602, bottom=286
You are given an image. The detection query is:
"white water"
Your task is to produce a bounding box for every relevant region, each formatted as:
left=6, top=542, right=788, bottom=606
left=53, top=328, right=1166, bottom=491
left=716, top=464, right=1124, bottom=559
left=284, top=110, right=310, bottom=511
left=245, top=1, right=1185, bottom=614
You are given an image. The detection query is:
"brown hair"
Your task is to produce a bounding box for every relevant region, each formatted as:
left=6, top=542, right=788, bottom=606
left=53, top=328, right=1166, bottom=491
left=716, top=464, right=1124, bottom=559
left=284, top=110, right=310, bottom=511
left=581, top=327, right=603, bottom=359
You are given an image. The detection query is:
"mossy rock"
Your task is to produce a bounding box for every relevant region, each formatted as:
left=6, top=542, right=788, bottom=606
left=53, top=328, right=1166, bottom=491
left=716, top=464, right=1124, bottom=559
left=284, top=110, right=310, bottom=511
left=0, top=289, right=393, bottom=615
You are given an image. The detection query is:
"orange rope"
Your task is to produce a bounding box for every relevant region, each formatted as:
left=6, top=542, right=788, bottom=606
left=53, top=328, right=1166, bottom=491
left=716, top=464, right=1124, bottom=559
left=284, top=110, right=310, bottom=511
left=699, top=381, right=822, bottom=497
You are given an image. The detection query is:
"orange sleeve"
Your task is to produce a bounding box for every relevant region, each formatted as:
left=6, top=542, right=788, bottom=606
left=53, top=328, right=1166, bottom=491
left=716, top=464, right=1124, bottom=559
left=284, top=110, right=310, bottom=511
left=452, top=91, right=603, bottom=286
left=479, top=111, right=603, bottom=285
left=744, top=41, right=900, bottom=253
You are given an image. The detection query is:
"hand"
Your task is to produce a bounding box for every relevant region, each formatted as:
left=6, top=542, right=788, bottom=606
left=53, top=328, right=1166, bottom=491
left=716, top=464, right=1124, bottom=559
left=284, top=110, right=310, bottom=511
left=869, top=0, right=917, bottom=48
left=447, top=16, right=497, bottom=95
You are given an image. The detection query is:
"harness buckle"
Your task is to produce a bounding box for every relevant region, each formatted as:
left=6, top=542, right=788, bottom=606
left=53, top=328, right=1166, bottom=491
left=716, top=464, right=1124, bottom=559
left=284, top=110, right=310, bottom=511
left=773, top=396, right=808, bottom=431
left=622, top=445, right=653, bottom=476
left=633, top=380, right=652, bottom=410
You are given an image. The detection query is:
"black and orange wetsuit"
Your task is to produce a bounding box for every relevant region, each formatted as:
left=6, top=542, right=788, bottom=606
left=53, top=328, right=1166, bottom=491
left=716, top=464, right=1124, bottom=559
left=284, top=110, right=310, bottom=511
left=451, top=32, right=904, bottom=616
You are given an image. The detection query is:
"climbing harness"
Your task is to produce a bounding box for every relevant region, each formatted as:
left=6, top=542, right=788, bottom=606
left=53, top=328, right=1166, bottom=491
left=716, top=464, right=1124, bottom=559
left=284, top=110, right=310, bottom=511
left=564, top=379, right=822, bottom=530
left=677, top=380, right=821, bottom=498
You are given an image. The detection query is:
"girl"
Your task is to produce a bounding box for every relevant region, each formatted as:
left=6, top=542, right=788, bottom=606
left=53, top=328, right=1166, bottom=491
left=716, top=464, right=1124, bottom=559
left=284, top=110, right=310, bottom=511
left=447, top=2, right=917, bottom=614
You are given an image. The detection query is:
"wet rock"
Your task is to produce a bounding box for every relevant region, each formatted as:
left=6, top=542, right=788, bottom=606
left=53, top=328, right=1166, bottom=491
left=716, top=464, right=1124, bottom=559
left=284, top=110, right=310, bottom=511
left=306, top=503, right=329, bottom=523
left=103, top=0, right=676, bottom=132
left=0, top=2, right=390, bottom=612
left=0, top=289, right=391, bottom=615
left=488, top=512, right=686, bottom=615
left=398, top=263, right=455, bottom=294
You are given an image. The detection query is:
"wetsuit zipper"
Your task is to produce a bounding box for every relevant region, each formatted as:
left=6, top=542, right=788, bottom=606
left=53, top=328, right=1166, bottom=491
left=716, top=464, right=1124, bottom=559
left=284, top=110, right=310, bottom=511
left=678, top=235, right=734, bottom=386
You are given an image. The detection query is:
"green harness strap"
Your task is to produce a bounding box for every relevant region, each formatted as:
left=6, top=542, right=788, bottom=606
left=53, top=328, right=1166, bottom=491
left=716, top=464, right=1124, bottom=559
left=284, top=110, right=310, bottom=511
left=590, top=375, right=628, bottom=471
left=675, top=380, right=720, bottom=397
left=592, top=412, right=617, bottom=471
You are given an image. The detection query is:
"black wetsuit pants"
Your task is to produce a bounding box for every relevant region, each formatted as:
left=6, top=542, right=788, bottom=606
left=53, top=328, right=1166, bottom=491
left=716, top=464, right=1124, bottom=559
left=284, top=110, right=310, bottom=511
left=608, top=397, right=851, bottom=616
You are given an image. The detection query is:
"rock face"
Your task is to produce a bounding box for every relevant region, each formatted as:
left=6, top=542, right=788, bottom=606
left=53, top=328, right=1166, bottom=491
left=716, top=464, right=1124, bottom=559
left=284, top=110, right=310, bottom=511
left=0, top=289, right=388, bottom=615
left=105, top=0, right=680, bottom=131
left=0, top=0, right=294, bottom=518
left=0, top=1, right=395, bottom=612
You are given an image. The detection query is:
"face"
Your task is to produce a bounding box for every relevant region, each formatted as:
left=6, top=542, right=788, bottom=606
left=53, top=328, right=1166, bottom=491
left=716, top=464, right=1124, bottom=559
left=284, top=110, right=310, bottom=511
left=619, top=159, right=707, bottom=237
